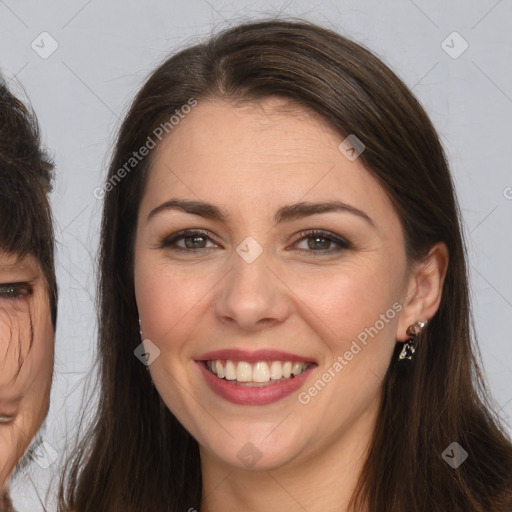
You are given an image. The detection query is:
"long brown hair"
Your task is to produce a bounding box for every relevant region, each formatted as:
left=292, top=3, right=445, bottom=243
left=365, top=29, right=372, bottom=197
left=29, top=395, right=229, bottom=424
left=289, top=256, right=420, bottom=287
left=59, top=19, right=512, bottom=511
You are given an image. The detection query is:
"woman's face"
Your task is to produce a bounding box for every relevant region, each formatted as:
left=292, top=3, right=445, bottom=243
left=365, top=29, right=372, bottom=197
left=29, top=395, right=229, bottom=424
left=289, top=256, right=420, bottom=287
left=134, top=98, right=418, bottom=471
left=0, top=252, right=54, bottom=488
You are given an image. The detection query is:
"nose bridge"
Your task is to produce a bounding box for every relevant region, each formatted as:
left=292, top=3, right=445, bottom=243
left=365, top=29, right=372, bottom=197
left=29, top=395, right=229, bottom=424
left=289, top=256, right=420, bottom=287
left=213, top=239, right=289, bottom=330
left=232, top=242, right=271, bottom=291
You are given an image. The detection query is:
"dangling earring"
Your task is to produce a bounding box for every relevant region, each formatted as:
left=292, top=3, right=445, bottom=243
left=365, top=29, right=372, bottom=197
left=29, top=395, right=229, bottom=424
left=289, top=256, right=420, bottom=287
left=398, top=320, right=427, bottom=361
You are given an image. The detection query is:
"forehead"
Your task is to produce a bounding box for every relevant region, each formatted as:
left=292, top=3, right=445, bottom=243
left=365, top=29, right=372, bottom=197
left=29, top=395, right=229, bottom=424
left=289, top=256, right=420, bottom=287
left=155, top=97, right=342, bottom=168
left=140, top=98, right=400, bottom=235
left=0, top=252, right=40, bottom=276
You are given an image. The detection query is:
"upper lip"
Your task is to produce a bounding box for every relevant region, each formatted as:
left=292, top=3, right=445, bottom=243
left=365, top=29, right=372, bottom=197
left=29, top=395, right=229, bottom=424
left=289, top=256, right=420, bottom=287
left=196, top=349, right=317, bottom=364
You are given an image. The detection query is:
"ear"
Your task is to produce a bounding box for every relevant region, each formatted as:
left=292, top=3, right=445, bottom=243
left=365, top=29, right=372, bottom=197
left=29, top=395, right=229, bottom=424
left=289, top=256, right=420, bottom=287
left=396, top=242, right=449, bottom=341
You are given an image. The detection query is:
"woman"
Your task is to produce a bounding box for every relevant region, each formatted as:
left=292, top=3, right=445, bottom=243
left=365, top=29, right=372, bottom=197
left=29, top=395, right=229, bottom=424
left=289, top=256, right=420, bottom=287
left=59, top=20, right=512, bottom=511
left=0, top=79, right=57, bottom=511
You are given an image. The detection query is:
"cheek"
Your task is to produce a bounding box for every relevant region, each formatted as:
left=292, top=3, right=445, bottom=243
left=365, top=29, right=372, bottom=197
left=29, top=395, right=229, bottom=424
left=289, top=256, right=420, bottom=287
left=291, top=264, right=403, bottom=415
left=17, top=314, right=54, bottom=429
left=28, top=311, right=54, bottom=400
left=0, top=311, right=32, bottom=367
left=0, top=310, right=53, bottom=486
left=134, top=255, right=208, bottom=348
left=287, top=261, right=399, bottom=344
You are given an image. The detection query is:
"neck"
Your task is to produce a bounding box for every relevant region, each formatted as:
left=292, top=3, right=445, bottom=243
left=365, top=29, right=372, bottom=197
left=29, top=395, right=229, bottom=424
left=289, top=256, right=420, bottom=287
left=200, top=399, right=379, bottom=512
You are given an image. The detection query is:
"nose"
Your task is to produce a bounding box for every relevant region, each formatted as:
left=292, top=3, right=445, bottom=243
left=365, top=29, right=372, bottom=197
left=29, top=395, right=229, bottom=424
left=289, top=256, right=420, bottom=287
left=213, top=249, right=291, bottom=332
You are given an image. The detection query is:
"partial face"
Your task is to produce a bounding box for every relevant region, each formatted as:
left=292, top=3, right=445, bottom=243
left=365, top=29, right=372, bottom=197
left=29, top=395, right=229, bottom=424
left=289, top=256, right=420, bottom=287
left=0, top=253, right=54, bottom=488
left=134, top=98, right=410, bottom=471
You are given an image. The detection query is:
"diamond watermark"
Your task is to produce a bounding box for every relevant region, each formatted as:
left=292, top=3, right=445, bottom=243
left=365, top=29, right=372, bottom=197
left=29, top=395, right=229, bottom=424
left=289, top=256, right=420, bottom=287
left=338, top=134, right=365, bottom=161
left=441, top=32, right=469, bottom=59
left=236, top=442, right=263, bottom=468
left=31, top=32, right=59, bottom=59
left=236, top=236, right=263, bottom=264
left=442, top=442, right=468, bottom=468
left=134, top=339, right=161, bottom=366
left=31, top=441, right=58, bottom=469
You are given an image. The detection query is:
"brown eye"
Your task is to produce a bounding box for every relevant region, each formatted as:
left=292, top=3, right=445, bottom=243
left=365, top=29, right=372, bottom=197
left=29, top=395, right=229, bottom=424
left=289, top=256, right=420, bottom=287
left=307, top=235, right=332, bottom=250
left=182, top=234, right=208, bottom=249
left=293, top=230, right=352, bottom=255
left=159, top=229, right=219, bottom=252
left=0, top=283, right=33, bottom=299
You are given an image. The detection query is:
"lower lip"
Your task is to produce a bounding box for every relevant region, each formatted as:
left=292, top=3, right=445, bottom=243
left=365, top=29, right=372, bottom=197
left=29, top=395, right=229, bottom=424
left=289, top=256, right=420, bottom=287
left=197, top=362, right=315, bottom=405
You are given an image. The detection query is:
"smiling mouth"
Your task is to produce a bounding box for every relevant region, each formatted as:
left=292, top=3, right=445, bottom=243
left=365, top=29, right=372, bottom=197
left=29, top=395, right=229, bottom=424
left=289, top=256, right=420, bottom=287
left=205, top=359, right=314, bottom=387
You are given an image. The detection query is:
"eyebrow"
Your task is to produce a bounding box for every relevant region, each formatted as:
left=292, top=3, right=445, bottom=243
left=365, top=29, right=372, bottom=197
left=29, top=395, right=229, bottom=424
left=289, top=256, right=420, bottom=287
left=147, top=199, right=375, bottom=228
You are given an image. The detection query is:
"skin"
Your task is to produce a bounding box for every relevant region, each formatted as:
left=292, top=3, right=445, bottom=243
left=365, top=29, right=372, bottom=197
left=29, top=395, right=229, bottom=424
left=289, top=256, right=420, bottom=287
left=0, top=252, right=54, bottom=494
left=134, top=98, right=448, bottom=512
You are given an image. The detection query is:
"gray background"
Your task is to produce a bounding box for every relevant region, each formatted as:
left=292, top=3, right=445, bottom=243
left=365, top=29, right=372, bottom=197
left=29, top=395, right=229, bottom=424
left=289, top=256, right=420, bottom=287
left=1, top=0, right=511, bottom=509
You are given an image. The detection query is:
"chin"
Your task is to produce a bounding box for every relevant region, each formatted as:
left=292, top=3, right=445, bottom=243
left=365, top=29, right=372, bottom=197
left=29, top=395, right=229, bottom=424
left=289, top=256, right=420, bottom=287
left=196, top=425, right=306, bottom=472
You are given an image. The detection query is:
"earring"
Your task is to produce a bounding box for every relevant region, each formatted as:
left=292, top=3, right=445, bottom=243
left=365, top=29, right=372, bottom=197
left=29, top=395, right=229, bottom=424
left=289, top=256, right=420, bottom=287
left=398, top=320, right=427, bottom=361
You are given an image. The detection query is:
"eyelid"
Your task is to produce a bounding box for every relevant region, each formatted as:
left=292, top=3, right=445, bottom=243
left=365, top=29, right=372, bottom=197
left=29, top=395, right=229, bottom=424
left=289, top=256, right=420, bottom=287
left=292, top=229, right=351, bottom=246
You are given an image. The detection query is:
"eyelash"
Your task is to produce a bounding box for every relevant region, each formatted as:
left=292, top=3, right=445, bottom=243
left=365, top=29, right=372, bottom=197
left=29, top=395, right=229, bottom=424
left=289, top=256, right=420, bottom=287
left=159, top=229, right=352, bottom=256
left=0, top=282, right=33, bottom=300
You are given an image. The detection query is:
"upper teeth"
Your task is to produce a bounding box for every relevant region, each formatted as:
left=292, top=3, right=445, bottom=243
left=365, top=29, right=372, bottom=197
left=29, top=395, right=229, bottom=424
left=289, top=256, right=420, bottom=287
left=206, top=360, right=309, bottom=382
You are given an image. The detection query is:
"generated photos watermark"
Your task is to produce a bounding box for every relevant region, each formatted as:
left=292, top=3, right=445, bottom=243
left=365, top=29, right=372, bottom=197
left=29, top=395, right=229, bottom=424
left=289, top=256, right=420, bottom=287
left=298, top=301, right=403, bottom=405
left=441, top=442, right=469, bottom=468
left=338, top=134, right=365, bottom=161
left=236, top=441, right=263, bottom=468
left=93, top=98, right=198, bottom=199
left=134, top=339, right=161, bottom=366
